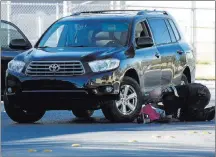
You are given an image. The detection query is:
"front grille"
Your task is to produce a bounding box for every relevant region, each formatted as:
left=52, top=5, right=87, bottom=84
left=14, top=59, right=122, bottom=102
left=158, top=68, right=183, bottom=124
left=25, top=61, right=85, bottom=76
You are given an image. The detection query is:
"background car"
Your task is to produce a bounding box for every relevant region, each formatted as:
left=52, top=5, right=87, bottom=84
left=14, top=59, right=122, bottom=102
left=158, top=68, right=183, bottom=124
left=1, top=20, right=32, bottom=98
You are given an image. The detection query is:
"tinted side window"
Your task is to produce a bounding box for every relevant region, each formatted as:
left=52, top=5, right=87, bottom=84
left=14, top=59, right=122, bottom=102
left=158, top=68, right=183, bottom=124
left=0, top=22, right=26, bottom=50
left=165, top=20, right=176, bottom=42
left=168, top=19, right=180, bottom=41
left=148, top=19, right=171, bottom=45
left=135, top=23, right=143, bottom=39
left=134, top=21, right=150, bottom=46
left=135, top=22, right=149, bottom=38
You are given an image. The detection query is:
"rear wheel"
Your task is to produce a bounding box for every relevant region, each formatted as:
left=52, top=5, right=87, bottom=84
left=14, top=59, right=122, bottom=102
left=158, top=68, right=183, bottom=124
left=101, top=76, right=142, bottom=122
left=72, top=109, right=94, bottom=118
left=181, top=74, right=189, bottom=85
left=4, top=94, right=45, bottom=123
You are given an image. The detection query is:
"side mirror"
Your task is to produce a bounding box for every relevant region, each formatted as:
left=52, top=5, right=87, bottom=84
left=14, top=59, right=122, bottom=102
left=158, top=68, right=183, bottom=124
left=136, top=37, right=154, bottom=48
left=9, top=39, right=29, bottom=50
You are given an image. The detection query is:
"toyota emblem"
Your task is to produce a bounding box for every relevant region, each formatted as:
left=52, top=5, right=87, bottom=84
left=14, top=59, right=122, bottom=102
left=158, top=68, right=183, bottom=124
left=49, top=64, right=60, bottom=72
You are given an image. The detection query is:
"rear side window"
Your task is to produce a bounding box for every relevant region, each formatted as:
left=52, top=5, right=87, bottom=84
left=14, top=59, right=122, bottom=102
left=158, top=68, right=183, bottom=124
left=0, top=22, right=26, bottom=50
left=148, top=18, right=171, bottom=45
left=165, top=20, right=176, bottom=43
left=168, top=19, right=181, bottom=41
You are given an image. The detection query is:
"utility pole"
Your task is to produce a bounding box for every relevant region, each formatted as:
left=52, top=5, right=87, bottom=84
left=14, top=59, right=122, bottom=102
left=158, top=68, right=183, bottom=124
left=63, top=1, right=68, bottom=17
left=191, top=1, right=197, bottom=61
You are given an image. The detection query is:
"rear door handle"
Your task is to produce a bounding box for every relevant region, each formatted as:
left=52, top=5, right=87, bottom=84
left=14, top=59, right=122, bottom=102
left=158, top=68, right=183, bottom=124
left=155, top=52, right=160, bottom=58
left=177, top=50, right=184, bottom=55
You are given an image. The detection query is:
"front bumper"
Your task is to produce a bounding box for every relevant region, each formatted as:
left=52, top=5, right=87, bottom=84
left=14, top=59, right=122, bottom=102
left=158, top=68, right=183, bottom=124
left=5, top=70, right=121, bottom=110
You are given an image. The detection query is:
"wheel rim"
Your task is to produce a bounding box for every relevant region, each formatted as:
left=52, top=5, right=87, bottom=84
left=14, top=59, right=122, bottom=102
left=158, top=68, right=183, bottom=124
left=115, top=85, right=137, bottom=115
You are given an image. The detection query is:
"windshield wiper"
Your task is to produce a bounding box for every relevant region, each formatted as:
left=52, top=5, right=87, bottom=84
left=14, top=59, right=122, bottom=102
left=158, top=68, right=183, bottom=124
left=37, top=46, right=51, bottom=49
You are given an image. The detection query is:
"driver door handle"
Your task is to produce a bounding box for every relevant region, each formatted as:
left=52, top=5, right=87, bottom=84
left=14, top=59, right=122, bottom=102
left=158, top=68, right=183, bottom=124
left=177, top=50, right=184, bottom=55
left=155, top=52, right=160, bottom=58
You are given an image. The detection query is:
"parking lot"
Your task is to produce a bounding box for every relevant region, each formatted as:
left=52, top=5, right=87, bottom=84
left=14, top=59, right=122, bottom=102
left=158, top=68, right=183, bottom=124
left=1, top=81, right=215, bottom=157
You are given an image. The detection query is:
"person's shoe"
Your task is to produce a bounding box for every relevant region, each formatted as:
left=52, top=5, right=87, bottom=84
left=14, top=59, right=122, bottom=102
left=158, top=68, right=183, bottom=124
left=184, top=107, right=215, bottom=121
left=204, top=106, right=215, bottom=121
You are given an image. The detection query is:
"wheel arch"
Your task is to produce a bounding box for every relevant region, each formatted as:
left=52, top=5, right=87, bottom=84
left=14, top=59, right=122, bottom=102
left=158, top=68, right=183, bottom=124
left=124, top=68, right=140, bottom=85
left=183, top=66, right=191, bottom=83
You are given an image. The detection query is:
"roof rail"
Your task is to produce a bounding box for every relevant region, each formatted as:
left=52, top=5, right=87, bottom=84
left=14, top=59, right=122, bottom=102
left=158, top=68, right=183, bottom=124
left=71, top=10, right=140, bottom=16
left=71, top=10, right=168, bottom=16
left=137, top=10, right=168, bottom=15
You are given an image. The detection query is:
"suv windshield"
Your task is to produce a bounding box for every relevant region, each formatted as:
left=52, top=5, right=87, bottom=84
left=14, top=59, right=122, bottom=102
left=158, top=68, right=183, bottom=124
left=37, top=19, right=130, bottom=48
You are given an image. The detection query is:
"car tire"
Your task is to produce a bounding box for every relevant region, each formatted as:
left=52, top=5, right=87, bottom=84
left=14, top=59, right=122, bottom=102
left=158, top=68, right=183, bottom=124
left=4, top=94, right=45, bottom=123
left=101, top=76, right=143, bottom=122
left=72, top=109, right=94, bottom=118
left=181, top=74, right=189, bottom=85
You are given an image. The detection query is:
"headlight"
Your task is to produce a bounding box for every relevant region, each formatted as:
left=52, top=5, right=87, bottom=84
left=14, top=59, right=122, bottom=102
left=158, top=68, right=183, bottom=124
left=8, top=60, right=25, bottom=73
left=89, top=59, right=120, bottom=72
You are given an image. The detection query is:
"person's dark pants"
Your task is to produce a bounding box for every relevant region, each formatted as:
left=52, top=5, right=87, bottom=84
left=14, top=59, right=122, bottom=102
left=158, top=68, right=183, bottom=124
left=162, top=83, right=212, bottom=121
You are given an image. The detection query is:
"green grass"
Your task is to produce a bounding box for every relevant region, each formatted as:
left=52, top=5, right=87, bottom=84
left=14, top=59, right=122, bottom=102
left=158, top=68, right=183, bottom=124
left=196, top=60, right=212, bottom=65
left=196, top=76, right=215, bottom=80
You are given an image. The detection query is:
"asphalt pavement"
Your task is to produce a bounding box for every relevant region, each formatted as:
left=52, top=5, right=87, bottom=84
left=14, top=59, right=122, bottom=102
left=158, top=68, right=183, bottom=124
left=1, top=80, right=215, bottom=157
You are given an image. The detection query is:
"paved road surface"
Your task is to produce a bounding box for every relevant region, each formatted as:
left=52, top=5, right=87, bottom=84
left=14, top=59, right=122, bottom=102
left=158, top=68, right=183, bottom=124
left=1, top=81, right=215, bottom=157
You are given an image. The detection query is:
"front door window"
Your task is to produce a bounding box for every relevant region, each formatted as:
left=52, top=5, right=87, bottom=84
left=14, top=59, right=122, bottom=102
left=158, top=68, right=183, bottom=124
left=0, top=22, right=27, bottom=51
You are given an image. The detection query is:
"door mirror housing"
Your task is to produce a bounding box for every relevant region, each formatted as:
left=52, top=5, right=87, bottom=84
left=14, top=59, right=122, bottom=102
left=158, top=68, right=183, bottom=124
left=9, top=39, right=30, bottom=50
left=136, top=37, right=154, bottom=48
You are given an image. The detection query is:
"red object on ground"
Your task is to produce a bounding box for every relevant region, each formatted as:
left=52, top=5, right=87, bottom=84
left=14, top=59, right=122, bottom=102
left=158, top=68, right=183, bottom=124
left=140, top=104, right=160, bottom=121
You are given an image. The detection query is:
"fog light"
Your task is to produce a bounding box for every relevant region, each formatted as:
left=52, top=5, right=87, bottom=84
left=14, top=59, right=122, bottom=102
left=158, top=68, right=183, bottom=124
left=8, top=80, right=16, bottom=87
left=8, top=87, right=12, bottom=93
left=113, top=82, right=120, bottom=94
left=105, top=86, right=113, bottom=93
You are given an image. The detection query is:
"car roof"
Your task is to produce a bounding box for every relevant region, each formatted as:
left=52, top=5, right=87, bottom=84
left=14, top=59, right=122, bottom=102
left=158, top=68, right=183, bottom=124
left=60, top=14, right=135, bottom=22
left=59, top=10, right=172, bottom=22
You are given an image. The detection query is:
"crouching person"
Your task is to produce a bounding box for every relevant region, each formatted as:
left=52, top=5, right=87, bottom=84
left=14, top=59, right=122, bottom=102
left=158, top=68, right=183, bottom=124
left=162, top=83, right=215, bottom=122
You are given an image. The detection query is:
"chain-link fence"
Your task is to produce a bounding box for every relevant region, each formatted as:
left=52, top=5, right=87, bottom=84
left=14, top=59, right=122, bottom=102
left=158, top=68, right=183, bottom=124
left=1, top=2, right=64, bottom=44
left=1, top=1, right=215, bottom=62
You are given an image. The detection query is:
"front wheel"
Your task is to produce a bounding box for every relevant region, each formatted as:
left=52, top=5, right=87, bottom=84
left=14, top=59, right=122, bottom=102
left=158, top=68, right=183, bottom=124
left=102, top=76, right=143, bottom=122
left=4, top=94, right=45, bottom=123
left=181, top=74, right=189, bottom=85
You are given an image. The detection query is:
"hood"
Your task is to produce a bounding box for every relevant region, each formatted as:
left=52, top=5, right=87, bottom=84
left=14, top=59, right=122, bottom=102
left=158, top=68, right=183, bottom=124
left=24, top=47, right=127, bottom=62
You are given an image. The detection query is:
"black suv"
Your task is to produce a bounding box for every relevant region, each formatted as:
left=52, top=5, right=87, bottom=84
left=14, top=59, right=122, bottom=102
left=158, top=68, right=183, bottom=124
left=3, top=10, right=196, bottom=123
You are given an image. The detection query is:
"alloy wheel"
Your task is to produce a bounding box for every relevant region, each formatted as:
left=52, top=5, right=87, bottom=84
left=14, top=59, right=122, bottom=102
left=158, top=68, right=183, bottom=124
left=115, top=85, right=137, bottom=115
